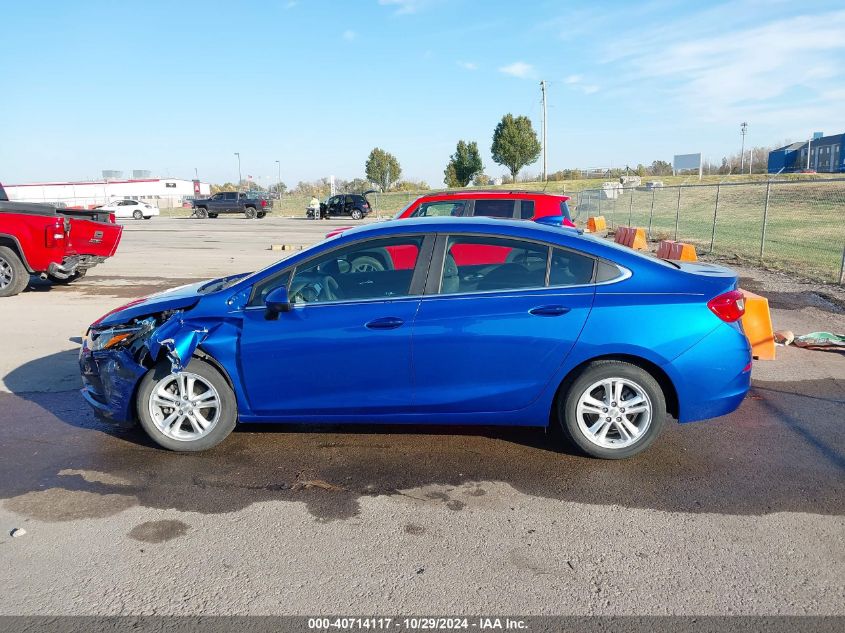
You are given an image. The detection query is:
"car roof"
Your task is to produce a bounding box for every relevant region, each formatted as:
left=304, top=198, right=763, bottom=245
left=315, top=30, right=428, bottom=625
left=417, top=189, right=570, bottom=200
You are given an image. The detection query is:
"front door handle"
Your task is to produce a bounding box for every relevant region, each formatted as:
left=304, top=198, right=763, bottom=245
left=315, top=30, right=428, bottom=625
left=365, top=317, right=405, bottom=330
left=529, top=305, right=571, bottom=317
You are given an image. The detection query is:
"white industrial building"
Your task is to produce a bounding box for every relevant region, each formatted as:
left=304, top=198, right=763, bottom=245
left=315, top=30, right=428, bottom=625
left=2, top=178, right=211, bottom=209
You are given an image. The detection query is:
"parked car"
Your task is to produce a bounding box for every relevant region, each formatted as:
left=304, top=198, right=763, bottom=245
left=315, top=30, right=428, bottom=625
left=79, top=216, right=751, bottom=458
left=394, top=190, right=576, bottom=226
left=98, top=199, right=159, bottom=220
left=190, top=191, right=270, bottom=219
left=309, top=192, right=375, bottom=220
left=0, top=182, right=123, bottom=295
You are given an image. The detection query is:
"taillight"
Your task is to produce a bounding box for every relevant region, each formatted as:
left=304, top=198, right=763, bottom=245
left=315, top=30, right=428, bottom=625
left=45, top=219, right=67, bottom=248
left=708, top=290, right=746, bottom=322
left=261, top=199, right=268, bottom=208
left=109, top=213, right=116, bottom=223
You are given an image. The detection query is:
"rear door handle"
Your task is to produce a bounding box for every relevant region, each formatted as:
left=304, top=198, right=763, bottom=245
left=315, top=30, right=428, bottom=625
left=365, top=317, right=405, bottom=330
left=529, top=305, right=571, bottom=316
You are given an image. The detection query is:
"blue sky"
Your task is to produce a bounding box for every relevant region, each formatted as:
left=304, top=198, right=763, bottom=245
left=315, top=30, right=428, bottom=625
left=2, top=0, right=844, bottom=187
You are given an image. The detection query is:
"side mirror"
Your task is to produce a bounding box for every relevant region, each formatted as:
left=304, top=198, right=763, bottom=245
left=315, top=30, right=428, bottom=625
left=264, top=287, right=291, bottom=320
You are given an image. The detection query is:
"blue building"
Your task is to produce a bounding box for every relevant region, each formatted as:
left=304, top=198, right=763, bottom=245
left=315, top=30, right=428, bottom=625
left=767, top=133, right=844, bottom=174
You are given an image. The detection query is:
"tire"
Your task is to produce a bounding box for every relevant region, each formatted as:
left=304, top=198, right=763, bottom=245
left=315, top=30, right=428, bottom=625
left=257, top=212, right=266, bottom=219
left=195, top=208, right=209, bottom=219
left=136, top=358, right=237, bottom=452
left=133, top=209, right=143, bottom=220
left=143, top=215, right=152, bottom=220
left=0, top=246, right=29, bottom=298
left=557, top=360, right=666, bottom=459
left=351, top=209, right=363, bottom=220
left=48, top=269, right=87, bottom=285
left=208, top=213, right=218, bottom=219
left=244, top=207, right=257, bottom=219
left=349, top=254, right=385, bottom=273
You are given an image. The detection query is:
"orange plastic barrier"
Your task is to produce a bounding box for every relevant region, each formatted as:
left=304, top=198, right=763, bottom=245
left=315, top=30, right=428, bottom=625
left=614, top=226, right=630, bottom=245
left=740, top=289, right=776, bottom=361
left=657, top=240, right=698, bottom=261
left=587, top=216, right=607, bottom=233
left=629, top=227, right=647, bottom=250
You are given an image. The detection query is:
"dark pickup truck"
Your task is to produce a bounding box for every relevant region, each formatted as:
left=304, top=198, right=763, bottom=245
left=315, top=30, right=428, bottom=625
left=190, top=191, right=271, bottom=219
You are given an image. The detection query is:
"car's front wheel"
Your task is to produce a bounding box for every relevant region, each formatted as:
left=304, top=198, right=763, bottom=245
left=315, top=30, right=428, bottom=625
left=558, top=360, right=666, bottom=459
left=136, top=358, right=237, bottom=451
left=194, top=208, right=209, bottom=219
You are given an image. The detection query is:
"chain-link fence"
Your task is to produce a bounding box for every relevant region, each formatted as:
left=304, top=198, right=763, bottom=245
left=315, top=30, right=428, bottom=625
left=573, top=179, right=845, bottom=283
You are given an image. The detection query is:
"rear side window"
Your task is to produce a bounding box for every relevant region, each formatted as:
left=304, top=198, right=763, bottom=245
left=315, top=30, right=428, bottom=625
left=520, top=200, right=535, bottom=219
left=560, top=201, right=572, bottom=220
left=595, top=260, right=625, bottom=283
left=472, top=199, right=516, bottom=218
left=224, top=192, right=237, bottom=200
left=439, top=236, right=549, bottom=294
left=549, top=248, right=595, bottom=286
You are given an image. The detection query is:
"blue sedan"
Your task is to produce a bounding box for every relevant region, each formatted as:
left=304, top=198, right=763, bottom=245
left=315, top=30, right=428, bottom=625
left=79, top=216, right=751, bottom=458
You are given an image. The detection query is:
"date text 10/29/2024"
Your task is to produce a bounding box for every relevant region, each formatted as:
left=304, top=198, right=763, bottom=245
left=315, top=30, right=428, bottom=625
left=308, top=617, right=528, bottom=631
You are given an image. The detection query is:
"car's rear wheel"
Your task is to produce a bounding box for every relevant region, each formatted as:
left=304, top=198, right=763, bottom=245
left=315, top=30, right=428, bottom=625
left=133, top=209, right=143, bottom=220
left=195, top=208, right=209, bottom=219
left=0, top=246, right=29, bottom=298
left=558, top=360, right=666, bottom=459
left=244, top=207, right=257, bottom=219
left=136, top=358, right=237, bottom=452
left=351, top=209, right=363, bottom=220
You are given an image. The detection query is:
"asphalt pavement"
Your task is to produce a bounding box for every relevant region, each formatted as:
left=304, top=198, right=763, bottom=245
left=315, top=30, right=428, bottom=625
left=0, top=216, right=842, bottom=616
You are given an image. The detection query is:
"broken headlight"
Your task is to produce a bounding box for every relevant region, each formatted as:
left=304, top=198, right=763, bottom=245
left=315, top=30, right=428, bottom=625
left=89, top=317, right=157, bottom=352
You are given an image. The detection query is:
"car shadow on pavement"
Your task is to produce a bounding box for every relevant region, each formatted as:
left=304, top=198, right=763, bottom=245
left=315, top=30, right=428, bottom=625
left=1, top=348, right=843, bottom=523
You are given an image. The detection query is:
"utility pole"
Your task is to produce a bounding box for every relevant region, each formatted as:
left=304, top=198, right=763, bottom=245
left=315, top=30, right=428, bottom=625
left=740, top=122, right=748, bottom=173
left=275, top=160, right=281, bottom=200
left=234, top=152, right=242, bottom=190
left=540, top=80, right=548, bottom=181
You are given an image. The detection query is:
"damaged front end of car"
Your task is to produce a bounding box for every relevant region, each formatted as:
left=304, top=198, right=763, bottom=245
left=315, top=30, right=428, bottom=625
left=79, top=310, right=213, bottom=423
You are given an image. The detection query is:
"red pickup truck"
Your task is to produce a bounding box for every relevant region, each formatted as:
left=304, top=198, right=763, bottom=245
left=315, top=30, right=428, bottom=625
left=0, top=183, right=123, bottom=297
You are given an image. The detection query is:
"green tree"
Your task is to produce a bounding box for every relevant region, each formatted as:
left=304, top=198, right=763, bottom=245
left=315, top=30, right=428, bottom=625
left=649, top=160, right=673, bottom=176
left=444, top=140, right=483, bottom=187
left=490, top=114, right=541, bottom=183
left=365, top=148, right=402, bottom=192
left=473, top=173, right=492, bottom=186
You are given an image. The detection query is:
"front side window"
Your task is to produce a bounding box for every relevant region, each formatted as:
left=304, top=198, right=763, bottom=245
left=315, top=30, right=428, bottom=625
left=411, top=201, right=466, bottom=217
left=211, top=193, right=223, bottom=200
left=439, top=236, right=549, bottom=294
left=472, top=199, right=516, bottom=218
left=288, top=236, right=425, bottom=304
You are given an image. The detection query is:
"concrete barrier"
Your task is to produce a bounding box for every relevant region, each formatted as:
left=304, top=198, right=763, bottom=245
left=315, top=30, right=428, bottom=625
left=740, top=289, right=776, bottom=361
left=657, top=240, right=698, bottom=261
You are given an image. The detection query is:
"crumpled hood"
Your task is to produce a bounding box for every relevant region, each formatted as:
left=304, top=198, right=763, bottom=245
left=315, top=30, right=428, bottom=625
left=94, top=280, right=209, bottom=327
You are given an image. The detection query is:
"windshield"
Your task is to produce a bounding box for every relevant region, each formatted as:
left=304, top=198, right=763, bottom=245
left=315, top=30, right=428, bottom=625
left=393, top=197, right=421, bottom=219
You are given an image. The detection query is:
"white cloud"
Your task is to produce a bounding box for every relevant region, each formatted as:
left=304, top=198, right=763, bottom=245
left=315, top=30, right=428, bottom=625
left=605, top=8, right=845, bottom=125
left=499, top=61, right=534, bottom=79
left=342, top=29, right=357, bottom=41
left=581, top=84, right=599, bottom=94
left=284, top=1, right=297, bottom=8
left=564, top=74, right=582, bottom=84
left=378, top=0, right=433, bottom=15
left=458, top=61, right=478, bottom=71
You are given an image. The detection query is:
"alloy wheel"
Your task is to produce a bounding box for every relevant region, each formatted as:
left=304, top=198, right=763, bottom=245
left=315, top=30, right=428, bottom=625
left=0, top=256, right=12, bottom=289
left=148, top=372, right=221, bottom=441
left=575, top=377, right=652, bottom=449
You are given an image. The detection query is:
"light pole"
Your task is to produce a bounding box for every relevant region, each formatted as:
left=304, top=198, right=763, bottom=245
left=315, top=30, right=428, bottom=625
left=234, top=152, right=242, bottom=190
left=739, top=122, right=748, bottom=174
left=275, top=160, right=281, bottom=201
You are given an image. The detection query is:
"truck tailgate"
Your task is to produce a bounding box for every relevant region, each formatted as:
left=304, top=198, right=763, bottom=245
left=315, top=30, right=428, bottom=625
left=68, top=219, right=123, bottom=257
